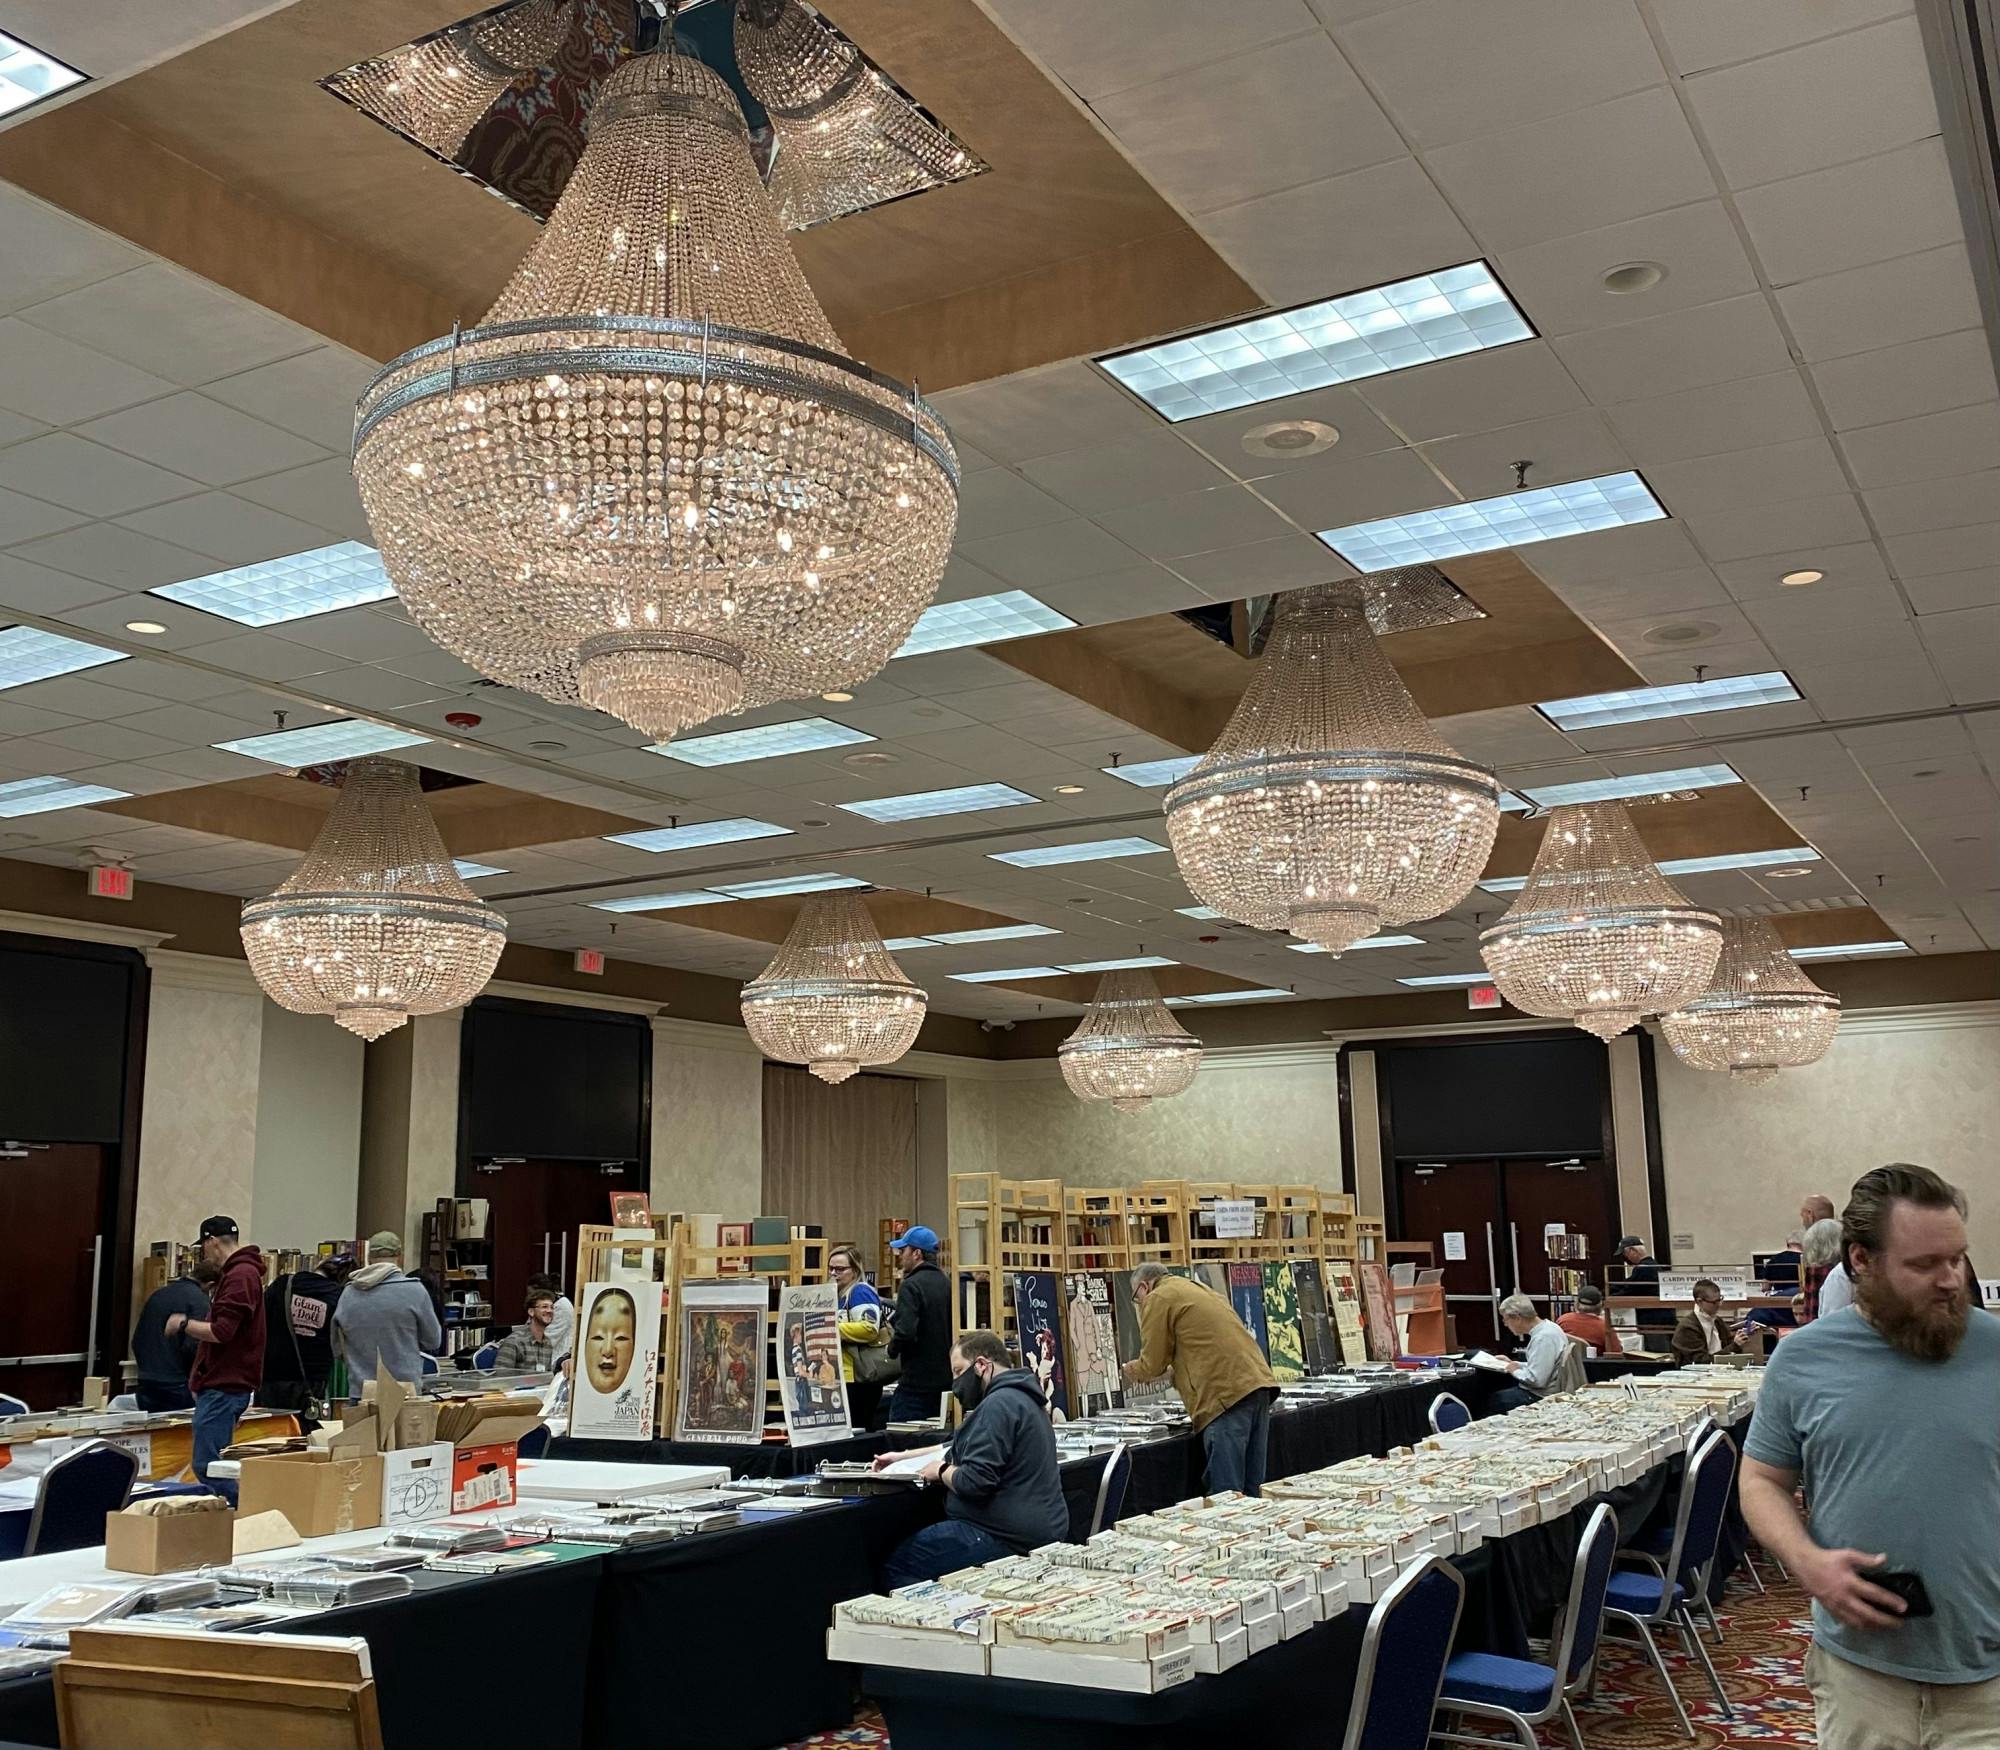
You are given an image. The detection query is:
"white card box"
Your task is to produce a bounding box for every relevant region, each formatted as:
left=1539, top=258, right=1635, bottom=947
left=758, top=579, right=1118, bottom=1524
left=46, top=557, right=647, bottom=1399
left=1189, top=1626, right=1247, bottom=1675
left=989, top=1645, right=1199, bottom=1693
left=1244, top=1611, right=1281, bottom=1656
left=380, top=1443, right=456, bottom=1527
left=1279, top=1596, right=1318, bottom=1639
left=827, top=1625, right=991, bottom=1675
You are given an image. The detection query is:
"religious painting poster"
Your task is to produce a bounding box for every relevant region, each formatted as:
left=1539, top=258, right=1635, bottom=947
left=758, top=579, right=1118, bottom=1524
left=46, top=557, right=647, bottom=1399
left=570, top=1279, right=662, bottom=1441
left=1064, top=1271, right=1123, bottom=1418
left=1292, top=1260, right=1339, bottom=1376
left=1011, top=1271, right=1068, bottom=1420
left=1260, top=1261, right=1306, bottom=1382
left=777, top=1281, right=851, bottom=1447
left=673, top=1281, right=769, bottom=1445
left=1227, top=1263, right=1271, bottom=1357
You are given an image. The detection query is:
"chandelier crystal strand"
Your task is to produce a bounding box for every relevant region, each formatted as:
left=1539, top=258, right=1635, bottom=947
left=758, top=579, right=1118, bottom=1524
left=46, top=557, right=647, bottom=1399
left=1057, top=968, right=1203, bottom=1115
left=740, top=890, right=927, bottom=1083
left=1163, top=580, right=1501, bottom=955
left=1479, top=801, right=1723, bottom=1041
left=241, top=758, right=507, bottom=1041
left=1661, top=915, right=1841, bottom=1085
left=352, top=48, right=958, bottom=742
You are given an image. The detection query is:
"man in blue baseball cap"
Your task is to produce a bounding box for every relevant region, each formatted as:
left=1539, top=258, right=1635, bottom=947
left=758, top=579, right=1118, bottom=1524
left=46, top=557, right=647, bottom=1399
left=884, top=1224, right=951, bottom=1425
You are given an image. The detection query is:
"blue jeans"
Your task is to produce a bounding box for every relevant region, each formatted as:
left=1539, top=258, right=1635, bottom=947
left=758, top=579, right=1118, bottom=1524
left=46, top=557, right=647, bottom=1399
left=886, top=1380, right=944, bottom=1425
left=1202, top=1388, right=1274, bottom=1497
left=1489, top=1383, right=1539, bottom=1414
left=883, top=1517, right=1012, bottom=1589
left=191, top=1388, right=250, bottom=1483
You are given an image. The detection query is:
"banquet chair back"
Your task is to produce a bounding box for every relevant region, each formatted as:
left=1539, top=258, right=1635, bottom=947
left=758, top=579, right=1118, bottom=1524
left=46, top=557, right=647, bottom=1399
left=472, top=1343, right=501, bottom=1370
left=23, top=1439, right=138, bottom=1556
left=0, top=1392, right=28, bottom=1417
left=1428, top=1392, right=1471, bottom=1434
left=1561, top=1502, right=1621, bottom=1686
left=1675, top=1429, right=1738, bottom=1596
left=517, top=1424, right=552, bottom=1461
left=1551, top=1338, right=1589, bottom=1396
left=1089, top=1443, right=1133, bottom=1537
left=1340, top=1555, right=1464, bottom=1750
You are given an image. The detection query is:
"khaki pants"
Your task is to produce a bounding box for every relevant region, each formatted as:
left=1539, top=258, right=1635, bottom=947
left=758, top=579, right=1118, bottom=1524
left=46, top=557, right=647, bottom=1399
left=1808, top=1643, right=2000, bottom=1749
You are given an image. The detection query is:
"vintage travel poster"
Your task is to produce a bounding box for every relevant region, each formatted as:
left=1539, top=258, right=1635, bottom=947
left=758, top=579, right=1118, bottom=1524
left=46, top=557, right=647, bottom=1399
left=1011, top=1271, right=1068, bottom=1419
left=777, top=1282, right=851, bottom=1447
left=1260, top=1261, right=1305, bottom=1381
left=569, top=1279, right=662, bottom=1441
left=672, top=1281, right=769, bottom=1444
left=1227, top=1263, right=1271, bottom=1357
left=1064, top=1272, right=1123, bottom=1418
left=1108, top=1271, right=1182, bottom=1407
left=1292, top=1259, right=1339, bottom=1376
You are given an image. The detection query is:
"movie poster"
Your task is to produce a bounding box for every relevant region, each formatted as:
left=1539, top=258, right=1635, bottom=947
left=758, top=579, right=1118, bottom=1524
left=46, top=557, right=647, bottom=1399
left=1227, top=1263, right=1271, bottom=1357
left=1260, top=1261, right=1305, bottom=1381
left=1293, top=1260, right=1339, bottom=1376
left=1326, top=1262, right=1369, bottom=1364
left=777, top=1282, right=851, bottom=1447
left=569, top=1279, right=662, bottom=1441
left=1011, top=1271, right=1068, bottom=1420
left=1108, top=1271, right=1183, bottom=1408
left=1064, top=1272, right=1123, bottom=1418
left=672, top=1281, right=769, bottom=1444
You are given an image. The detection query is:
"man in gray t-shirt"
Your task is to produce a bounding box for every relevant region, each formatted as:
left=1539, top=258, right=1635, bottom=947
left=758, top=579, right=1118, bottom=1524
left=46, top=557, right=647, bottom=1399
left=1742, top=1163, right=2000, bottom=1750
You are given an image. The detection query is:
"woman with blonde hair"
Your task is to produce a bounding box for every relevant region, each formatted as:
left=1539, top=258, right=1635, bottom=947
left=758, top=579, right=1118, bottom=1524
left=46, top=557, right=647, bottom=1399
left=829, top=1241, right=889, bottom=1430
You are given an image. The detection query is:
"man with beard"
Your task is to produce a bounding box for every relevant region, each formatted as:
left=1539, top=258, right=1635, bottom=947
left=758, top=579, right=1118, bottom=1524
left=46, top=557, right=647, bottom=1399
left=1742, top=1163, right=1999, bottom=1749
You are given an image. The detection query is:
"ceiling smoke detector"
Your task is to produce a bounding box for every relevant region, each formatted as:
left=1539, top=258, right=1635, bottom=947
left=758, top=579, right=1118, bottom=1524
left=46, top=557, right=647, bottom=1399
left=526, top=739, right=568, bottom=753
left=1643, top=620, right=1721, bottom=647
left=843, top=749, right=897, bottom=767
left=1601, top=261, right=1666, bottom=295
left=1241, top=418, right=1341, bottom=460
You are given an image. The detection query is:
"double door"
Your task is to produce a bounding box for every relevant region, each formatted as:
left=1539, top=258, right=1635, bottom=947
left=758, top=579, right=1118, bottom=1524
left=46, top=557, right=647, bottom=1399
left=472, top=1157, right=639, bottom=1334
left=0, top=1143, right=112, bottom=1408
left=1392, top=1155, right=1620, bottom=1352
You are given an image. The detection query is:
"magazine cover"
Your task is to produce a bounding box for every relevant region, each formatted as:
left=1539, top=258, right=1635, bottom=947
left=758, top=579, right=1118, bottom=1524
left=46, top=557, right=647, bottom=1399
left=570, top=1279, right=662, bottom=1441
left=1357, top=1260, right=1401, bottom=1363
left=1227, top=1263, right=1271, bottom=1357
left=777, top=1282, right=851, bottom=1447
left=1011, top=1271, right=1068, bottom=1419
left=1292, top=1259, right=1339, bottom=1375
left=1260, top=1261, right=1305, bottom=1381
left=1064, top=1272, right=1123, bottom=1418
left=1326, top=1262, right=1370, bottom=1364
left=672, top=1281, right=769, bottom=1444
left=1108, top=1271, right=1183, bottom=1407
left=1193, top=1262, right=1231, bottom=1300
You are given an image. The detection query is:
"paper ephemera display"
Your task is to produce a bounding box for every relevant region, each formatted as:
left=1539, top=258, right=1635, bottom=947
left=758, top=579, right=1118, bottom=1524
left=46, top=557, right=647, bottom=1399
left=1260, top=1262, right=1305, bottom=1382
left=571, top=1279, right=662, bottom=1441
left=1326, top=1263, right=1369, bottom=1364
left=1291, top=1261, right=1339, bottom=1376
left=1227, top=1264, right=1271, bottom=1358
left=778, top=1281, right=851, bottom=1447
left=1012, top=1271, right=1069, bottom=1420
left=1357, top=1261, right=1400, bottom=1363
left=673, top=1281, right=769, bottom=1445
left=1064, top=1272, right=1123, bottom=1418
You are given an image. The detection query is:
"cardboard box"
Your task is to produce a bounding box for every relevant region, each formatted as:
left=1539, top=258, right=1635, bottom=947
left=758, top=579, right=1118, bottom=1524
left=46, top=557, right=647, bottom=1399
left=237, top=1449, right=383, bottom=1537
left=104, top=1504, right=235, bottom=1574
left=435, top=1399, right=543, bottom=1514
left=381, top=1443, right=455, bottom=1526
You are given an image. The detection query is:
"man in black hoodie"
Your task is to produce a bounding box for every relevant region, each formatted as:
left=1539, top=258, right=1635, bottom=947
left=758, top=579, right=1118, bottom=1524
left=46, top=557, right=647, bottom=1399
left=884, top=1224, right=952, bottom=1425
left=877, top=1329, right=1069, bottom=1587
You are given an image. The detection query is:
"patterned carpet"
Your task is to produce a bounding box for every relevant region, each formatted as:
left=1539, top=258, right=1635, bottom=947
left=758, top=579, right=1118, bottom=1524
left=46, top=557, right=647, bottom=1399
left=786, top=1568, right=1820, bottom=1749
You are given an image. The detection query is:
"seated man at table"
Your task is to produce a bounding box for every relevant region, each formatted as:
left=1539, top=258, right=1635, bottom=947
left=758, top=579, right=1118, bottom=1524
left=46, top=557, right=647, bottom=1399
left=1670, top=1278, right=1745, bottom=1362
left=494, top=1289, right=560, bottom=1372
left=1490, top=1293, right=1574, bottom=1412
left=1556, top=1284, right=1618, bottom=1356
left=875, top=1330, right=1069, bottom=1587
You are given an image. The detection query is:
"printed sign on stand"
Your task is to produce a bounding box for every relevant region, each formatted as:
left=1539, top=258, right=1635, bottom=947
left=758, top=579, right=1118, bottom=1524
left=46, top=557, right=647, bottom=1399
left=1212, top=1199, right=1258, bottom=1239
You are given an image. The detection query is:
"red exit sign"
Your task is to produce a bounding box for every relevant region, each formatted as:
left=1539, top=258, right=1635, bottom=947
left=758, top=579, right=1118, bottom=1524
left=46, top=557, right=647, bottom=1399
left=1466, top=983, right=1502, bottom=1011
left=87, top=865, right=133, bottom=901
left=573, top=948, right=605, bottom=975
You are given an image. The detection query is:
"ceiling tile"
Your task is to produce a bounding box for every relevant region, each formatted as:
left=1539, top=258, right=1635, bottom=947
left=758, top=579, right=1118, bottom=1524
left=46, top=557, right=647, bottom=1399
left=979, top=0, right=1320, bottom=102
left=310, top=666, right=447, bottom=711
left=1648, top=436, right=1849, bottom=516
left=1179, top=384, right=1408, bottom=470
left=1735, top=138, right=1963, bottom=285
left=0, top=552, right=119, bottom=614
left=179, top=631, right=344, bottom=682
left=1017, top=432, right=1232, bottom=515
left=1093, top=484, right=1294, bottom=560
left=1419, top=409, right=1628, bottom=500
left=1547, top=564, right=1734, bottom=623
left=932, top=552, right=1008, bottom=606
left=1169, top=535, right=1353, bottom=594
left=1513, top=515, right=1704, bottom=583
left=1863, top=464, right=2000, bottom=533
left=0, top=188, right=149, bottom=315
left=0, top=317, right=177, bottom=425
left=1902, top=568, right=2000, bottom=616
left=38, top=720, right=182, bottom=762
left=0, top=484, right=87, bottom=545
left=1713, top=539, right=1888, bottom=601
left=1845, top=396, right=2000, bottom=488
left=1774, top=244, right=1984, bottom=362
left=76, top=392, right=326, bottom=487
left=1036, top=564, right=1215, bottom=623
left=1494, top=200, right=1760, bottom=336
left=1811, top=330, right=1998, bottom=433
left=10, top=521, right=216, bottom=590
left=114, top=491, right=337, bottom=568
left=952, top=468, right=1073, bottom=542
left=1350, top=341, right=1585, bottom=443
left=956, top=516, right=1145, bottom=586
left=1245, top=444, right=1449, bottom=530
left=0, top=433, right=201, bottom=516
left=231, top=458, right=372, bottom=542
left=1650, top=0, right=1913, bottom=75
left=273, top=607, right=437, bottom=662
left=1682, top=492, right=1872, bottom=561
left=1916, top=607, right=2000, bottom=703
left=1606, top=370, right=1821, bottom=464
left=1882, top=522, right=2000, bottom=577
left=931, top=363, right=1161, bottom=465
left=2, top=674, right=156, bottom=721
left=1549, top=294, right=1792, bottom=403
left=202, top=347, right=381, bottom=450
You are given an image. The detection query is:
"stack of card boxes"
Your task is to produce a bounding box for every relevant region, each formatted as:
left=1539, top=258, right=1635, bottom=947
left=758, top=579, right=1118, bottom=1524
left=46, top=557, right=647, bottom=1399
left=828, top=1584, right=1012, bottom=1676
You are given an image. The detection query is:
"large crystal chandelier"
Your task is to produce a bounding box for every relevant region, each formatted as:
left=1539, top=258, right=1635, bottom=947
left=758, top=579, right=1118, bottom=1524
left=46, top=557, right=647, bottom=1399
left=1058, top=969, right=1203, bottom=1115
left=741, top=891, right=926, bottom=1083
left=1163, top=580, right=1501, bottom=955
left=241, top=759, right=507, bottom=1041
left=1480, top=801, right=1722, bottom=1041
left=352, top=45, right=959, bottom=742
left=1661, top=915, right=1841, bottom=1085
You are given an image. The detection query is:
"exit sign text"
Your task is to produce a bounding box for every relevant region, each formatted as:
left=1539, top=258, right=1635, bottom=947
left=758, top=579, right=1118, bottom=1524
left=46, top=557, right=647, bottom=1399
left=574, top=948, right=605, bottom=975
left=88, top=865, right=133, bottom=901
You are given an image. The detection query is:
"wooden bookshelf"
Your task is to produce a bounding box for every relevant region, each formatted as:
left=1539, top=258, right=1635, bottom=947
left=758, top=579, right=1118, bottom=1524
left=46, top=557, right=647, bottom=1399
left=1127, top=1182, right=1190, bottom=1270
left=1062, top=1188, right=1129, bottom=1274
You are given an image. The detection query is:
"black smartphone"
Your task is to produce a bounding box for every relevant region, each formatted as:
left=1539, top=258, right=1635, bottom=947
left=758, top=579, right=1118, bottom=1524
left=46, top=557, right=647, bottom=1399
left=1862, top=1569, right=1935, bottom=1619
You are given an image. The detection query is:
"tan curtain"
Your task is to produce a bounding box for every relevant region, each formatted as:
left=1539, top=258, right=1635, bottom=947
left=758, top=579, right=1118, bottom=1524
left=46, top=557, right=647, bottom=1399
left=760, top=1065, right=918, bottom=1249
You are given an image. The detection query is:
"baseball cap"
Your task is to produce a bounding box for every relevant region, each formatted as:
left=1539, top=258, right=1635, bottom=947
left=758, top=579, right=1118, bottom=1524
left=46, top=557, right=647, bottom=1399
left=1576, top=1285, right=1605, bottom=1307
left=366, top=1230, right=403, bottom=1259
left=1616, top=1235, right=1646, bottom=1253
left=198, top=1215, right=239, bottom=1243
left=894, top=1224, right=939, bottom=1253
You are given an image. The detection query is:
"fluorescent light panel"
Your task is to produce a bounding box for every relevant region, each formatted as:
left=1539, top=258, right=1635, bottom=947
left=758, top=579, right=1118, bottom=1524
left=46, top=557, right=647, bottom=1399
left=1479, top=844, right=1818, bottom=893
left=605, top=818, right=792, bottom=854
left=1397, top=973, right=1495, bottom=987
left=709, top=873, right=867, bottom=899
left=1104, top=756, right=1200, bottom=789
left=214, top=719, right=429, bottom=765
left=881, top=937, right=937, bottom=951
left=1174, top=988, right=1293, bottom=1004
left=587, top=891, right=729, bottom=914
left=1538, top=670, right=1801, bottom=731
left=0, top=30, right=85, bottom=121
left=840, top=782, right=1037, bottom=823
left=1790, top=941, right=1909, bottom=960
left=151, top=541, right=395, bottom=627
left=1319, top=472, right=1666, bottom=571
left=1176, top=905, right=1226, bottom=920
left=452, top=861, right=508, bottom=880
left=650, top=717, right=872, bottom=767
left=1099, top=262, right=1532, bottom=422
left=1519, top=764, right=1739, bottom=810
left=0, top=626, right=126, bottom=689
left=1059, top=956, right=1177, bottom=973
left=0, top=775, right=130, bottom=817
left=950, top=967, right=1068, bottom=984
left=1289, top=934, right=1424, bottom=952
left=926, top=924, right=1059, bottom=945
left=895, top=591, right=1075, bottom=658
left=990, top=837, right=1169, bottom=868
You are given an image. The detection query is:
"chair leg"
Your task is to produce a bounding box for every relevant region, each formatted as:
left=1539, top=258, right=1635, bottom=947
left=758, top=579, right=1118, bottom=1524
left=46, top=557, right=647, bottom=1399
left=1676, top=1607, right=1734, bottom=1719
left=1769, top=1551, right=1790, bottom=1583
left=1701, top=1593, right=1724, bottom=1644
left=1740, top=1548, right=1767, bottom=1594
left=1560, top=1698, right=1586, bottom=1750
left=1629, top=1615, right=1696, bottom=1740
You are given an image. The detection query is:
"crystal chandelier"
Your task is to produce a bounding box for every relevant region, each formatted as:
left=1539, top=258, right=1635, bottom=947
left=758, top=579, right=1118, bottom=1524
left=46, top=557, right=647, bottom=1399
left=1058, top=969, right=1203, bottom=1114
left=328, top=0, right=574, bottom=158
left=1480, top=801, right=1722, bottom=1041
left=241, top=758, right=507, bottom=1041
left=1661, top=915, right=1841, bottom=1084
left=734, top=0, right=978, bottom=231
left=741, top=890, right=926, bottom=1083
left=352, top=45, right=959, bottom=742
left=1163, top=580, right=1502, bottom=955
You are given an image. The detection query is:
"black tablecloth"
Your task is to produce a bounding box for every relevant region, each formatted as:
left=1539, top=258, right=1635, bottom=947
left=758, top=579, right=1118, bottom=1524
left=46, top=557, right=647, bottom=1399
left=548, top=1428, right=895, bottom=1477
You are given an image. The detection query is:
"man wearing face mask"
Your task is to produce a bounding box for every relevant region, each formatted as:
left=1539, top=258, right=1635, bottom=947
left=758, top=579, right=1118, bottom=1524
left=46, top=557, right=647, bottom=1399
left=874, top=1330, right=1070, bottom=1587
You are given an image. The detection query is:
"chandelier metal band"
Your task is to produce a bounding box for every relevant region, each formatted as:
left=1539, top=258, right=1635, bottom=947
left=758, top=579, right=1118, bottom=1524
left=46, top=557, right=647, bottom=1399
left=241, top=892, right=508, bottom=935
left=1166, top=750, right=1501, bottom=809
left=1482, top=905, right=1723, bottom=944
left=742, top=976, right=921, bottom=1007
left=576, top=628, right=745, bottom=667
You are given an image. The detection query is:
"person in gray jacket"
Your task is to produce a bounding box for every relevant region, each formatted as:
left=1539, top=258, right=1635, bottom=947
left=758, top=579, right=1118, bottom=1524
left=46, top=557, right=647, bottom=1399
left=331, top=1231, right=443, bottom=1391
left=877, top=1329, right=1070, bottom=1587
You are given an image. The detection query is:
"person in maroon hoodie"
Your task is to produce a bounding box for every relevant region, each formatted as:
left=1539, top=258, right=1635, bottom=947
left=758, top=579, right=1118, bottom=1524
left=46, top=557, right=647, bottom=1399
left=163, top=1215, right=267, bottom=1484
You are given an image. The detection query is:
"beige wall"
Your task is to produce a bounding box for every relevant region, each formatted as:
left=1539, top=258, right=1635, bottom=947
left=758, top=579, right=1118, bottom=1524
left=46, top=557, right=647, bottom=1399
left=252, top=1001, right=364, bottom=1249
left=357, top=1010, right=463, bottom=1257
left=1654, top=1004, right=2000, bottom=1265
left=651, top=1018, right=763, bottom=1217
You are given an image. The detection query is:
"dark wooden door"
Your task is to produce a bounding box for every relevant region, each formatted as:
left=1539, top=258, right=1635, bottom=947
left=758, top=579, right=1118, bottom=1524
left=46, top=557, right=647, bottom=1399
left=474, top=1158, right=637, bottom=1327
left=1394, top=1159, right=1503, bottom=1350
left=0, top=1144, right=111, bottom=1409
left=1500, top=1157, right=1620, bottom=1314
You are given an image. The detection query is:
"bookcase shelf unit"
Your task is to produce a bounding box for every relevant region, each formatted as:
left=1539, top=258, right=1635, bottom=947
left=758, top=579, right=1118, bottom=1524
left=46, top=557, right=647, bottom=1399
left=423, top=1198, right=496, bottom=1361
left=1128, top=1183, right=1190, bottom=1270
left=948, top=1173, right=1060, bottom=1354
left=1062, top=1188, right=1130, bottom=1274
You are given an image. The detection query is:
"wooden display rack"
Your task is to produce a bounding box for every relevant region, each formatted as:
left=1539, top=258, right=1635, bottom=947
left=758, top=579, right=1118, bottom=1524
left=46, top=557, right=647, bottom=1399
left=1273, top=1186, right=1324, bottom=1259
left=1127, top=1182, right=1190, bottom=1270
left=948, top=1174, right=1060, bottom=1354
left=1319, top=1192, right=1359, bottom=1261
left=1063, top=1188, right=1129, bottom=1273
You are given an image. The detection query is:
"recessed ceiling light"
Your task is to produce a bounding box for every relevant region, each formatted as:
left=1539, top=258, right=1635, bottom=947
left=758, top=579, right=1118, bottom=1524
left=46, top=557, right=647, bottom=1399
left=990, top=837, right=1170, bottom=868
left=1097, top=261, right=1532, bottom=422
left=839, top=782, right=1038, bottom=823
left=604, top=817, right=793, bottom=854
left=648, top=716, right=872, bottom=767
left=0, top=29, right=86, bottom=122
left=0, top=626, right=127, bottom=690
left=1780, top=569, right=1823, bottom=587
left=214, top=718, right=429, bottom=766
left=820, top=690, right=855, bottom=703
left=709, top=873, right=868, bottom=899
left=124, top=621, right=168, bottom=637
left=894, top=590, right=1076, bottom=658
left=150, top=540, right=395, bottom=626
left=527, top=739, right=568, bottom=753
left=1103, top=756, right=1201, bottom=789
left=0, top=775, right=131, bottom=818
left=1518, top=763, right=1739, bottom=809
left=844, top=750, right=898, bottom=767
left=1053, top=783, right=1087, bottom=796
left=1911, top=768, right=1942, bottom=779
left=1537, top=670, right=1801, bottom=730
left=1763, top=866, right=1812, bottom=878
left=1318, top=472, right=1667, bottom=570
left=1240, top=419, right=1340, bottom=460
left=1600, top=261, right=1666, bottom=295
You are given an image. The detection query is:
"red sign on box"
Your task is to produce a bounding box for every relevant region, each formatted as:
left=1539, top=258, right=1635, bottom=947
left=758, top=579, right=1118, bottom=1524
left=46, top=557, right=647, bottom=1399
left=573, top=948, right=605, bottom=975
left=1466, top=984, right=1502, bottom=1011
left=87, top=865, right=133, bottom=901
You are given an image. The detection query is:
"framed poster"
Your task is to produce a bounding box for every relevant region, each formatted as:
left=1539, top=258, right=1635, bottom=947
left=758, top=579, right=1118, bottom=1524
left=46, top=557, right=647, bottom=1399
left=1108, top=1271, right=1182, bottom=1407
left=1260, top=1261, right=1305, bottom=1382
left=1227, top=1263, right=1271, bottom=1357
left=1011, top=1271, right=1068, bottom=1420
left=673, top=1281, right=770, bottom=1444
left=570, top=1280, right=662, bottom=1441
left=1292, top=1260, right=1338, bottom=1376
left=608, top=1191, right=652, bottom=1230
left=1357, top=1260, right=1400, bottom=1363
left=1326, top=1261, right=1369, bottom=1364
left=1064, top=1272, right=1123, bottom=1418
left=777, top=1282, right=851, bottom=1447
left=715, top=1222, right=754, bottom=1276
left=1193, top=1262, right=1230, bottom=1300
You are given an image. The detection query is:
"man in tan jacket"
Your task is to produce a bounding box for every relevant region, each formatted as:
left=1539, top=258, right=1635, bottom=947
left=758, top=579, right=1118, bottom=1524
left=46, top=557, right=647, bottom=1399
left=1122, top=1262, right=1279, bottom=1496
